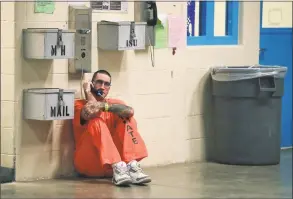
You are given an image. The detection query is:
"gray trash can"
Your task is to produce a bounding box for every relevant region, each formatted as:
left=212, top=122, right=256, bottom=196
left=210, top=65, right=287, bottom=165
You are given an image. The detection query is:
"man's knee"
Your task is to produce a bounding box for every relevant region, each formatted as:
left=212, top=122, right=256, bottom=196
left=86, top=118, right=108, bottom=134
left=86, top=117, right=112, bottom=137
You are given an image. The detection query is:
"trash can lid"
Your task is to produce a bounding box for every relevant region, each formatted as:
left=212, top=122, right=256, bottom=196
left=210, top=65, right=287, bottom=81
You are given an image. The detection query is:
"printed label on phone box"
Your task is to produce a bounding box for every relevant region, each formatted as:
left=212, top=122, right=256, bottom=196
left=50, top=105, right=70, bottom=117
left=126, top=39, right=138, bottom=47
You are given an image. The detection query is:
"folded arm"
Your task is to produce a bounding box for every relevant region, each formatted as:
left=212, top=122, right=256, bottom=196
left=81, top=101, right=134, bottom=121
left=81, top=101, right=106, bottom=120
left=108, top=103, right=134, bottom=119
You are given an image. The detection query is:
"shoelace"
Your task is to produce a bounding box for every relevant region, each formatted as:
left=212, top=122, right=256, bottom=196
left=128, top=163, right=145, bottom=174
left=116, top=165, right=128, bottom=175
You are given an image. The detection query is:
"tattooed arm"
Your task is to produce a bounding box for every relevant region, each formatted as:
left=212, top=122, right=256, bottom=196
left=80, top=89, right=105, bottom=121
left=81, top=86, right=134, bottom=121
left=108, top=103, right=134, bottom=119
left=80, top=100, right=106, bottom=121
left=81, top=100, right=134, bottom=121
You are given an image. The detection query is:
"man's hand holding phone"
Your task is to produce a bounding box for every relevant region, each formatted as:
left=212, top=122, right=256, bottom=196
left=82, top=81, right=134, bottom=123
left=83, top=81, right=96, bottom=102
left=83, top=81, right=93, bottom=93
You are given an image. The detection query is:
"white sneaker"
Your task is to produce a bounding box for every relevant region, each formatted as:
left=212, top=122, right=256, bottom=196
left=112, top=162, right=132, bottom=186
left=127, top=160, right=152, bottom=184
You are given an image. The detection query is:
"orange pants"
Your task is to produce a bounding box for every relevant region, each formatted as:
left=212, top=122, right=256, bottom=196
left=73, top=100, right=148, bottom=177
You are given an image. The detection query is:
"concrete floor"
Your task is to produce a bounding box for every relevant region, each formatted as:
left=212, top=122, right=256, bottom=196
left=1, top=149, right=292, bottom=198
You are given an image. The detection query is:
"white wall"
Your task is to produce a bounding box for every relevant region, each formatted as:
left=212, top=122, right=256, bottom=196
left=1, top=2, right=261, bottom=181
left=262, top=2, right=292, bottom=28
left=1, top=2, right=16, bottom=174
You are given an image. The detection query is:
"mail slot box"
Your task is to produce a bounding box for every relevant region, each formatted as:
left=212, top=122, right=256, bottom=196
left=97, top=21, right=146, bottom=50
left=23, top=88, right=76, bottom=120
left=22, top=28, right=76, bottom=59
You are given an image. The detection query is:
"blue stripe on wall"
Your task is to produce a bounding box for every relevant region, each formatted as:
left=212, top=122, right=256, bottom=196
left=187, top=0, right=195, bottom=37
left=260, top=28, right=292, bottom=34
left=225, top=1, right=233, bottom=35
left=205, top=1, right=214, bottom=38
left=230, top=1, right=239, bottom=41
left=198, top=1, right=207, bottom=36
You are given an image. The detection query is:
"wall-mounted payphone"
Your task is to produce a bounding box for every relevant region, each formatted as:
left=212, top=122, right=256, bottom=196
left=68, top=5, right=92, bottom=74
left=134, top=1, right=158, bottom=46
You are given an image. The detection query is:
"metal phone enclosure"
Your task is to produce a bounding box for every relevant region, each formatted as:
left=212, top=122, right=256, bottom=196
left=68, top=5, right=92, bottom=73
left=23, top=88, right=76, bottom=120
left=134, top=2, right=155, bottom=46
left=97, top=21, right=147, bottom=51
left=22, top=28, right=75, bottom=59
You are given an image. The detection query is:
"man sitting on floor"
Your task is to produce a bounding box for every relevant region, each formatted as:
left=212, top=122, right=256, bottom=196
left=72, top=69, right=151, bottom=186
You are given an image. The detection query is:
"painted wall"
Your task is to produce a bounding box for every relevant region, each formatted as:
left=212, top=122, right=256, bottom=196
left=1, top=2, right=260, bottom=181
left=262, top=2, right=292, bottom=28
left=0, top=2, right=16, bottom=182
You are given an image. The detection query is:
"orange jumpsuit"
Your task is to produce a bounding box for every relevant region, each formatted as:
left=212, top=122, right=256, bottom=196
left=73, top=99, right=148, bottom=177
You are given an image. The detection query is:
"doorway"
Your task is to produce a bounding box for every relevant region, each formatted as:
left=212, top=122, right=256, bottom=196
left=259, top=2, right=292, bottom=148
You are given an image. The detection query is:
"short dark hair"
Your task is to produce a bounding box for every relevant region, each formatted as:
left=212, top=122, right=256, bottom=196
left=91, top=69, right=112, bottom=82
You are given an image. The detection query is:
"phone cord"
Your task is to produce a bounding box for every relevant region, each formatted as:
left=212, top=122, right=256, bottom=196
left=80, top=65, right=85, bottom=100
left=148, top=35, right=155, bottom=67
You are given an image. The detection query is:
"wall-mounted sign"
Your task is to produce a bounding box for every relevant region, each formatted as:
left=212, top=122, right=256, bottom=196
left=34, top=0, right=55, bottom=14
left=90, top=0, right=128, bottom=12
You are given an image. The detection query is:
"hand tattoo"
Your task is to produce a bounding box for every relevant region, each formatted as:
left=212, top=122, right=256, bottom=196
left=108, top=104, right=134, bottom=119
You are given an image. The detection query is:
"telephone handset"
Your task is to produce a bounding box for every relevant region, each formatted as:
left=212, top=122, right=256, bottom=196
left=90, top=83, right=104, bottom=97
left=145, top=1, right=158, bottom=26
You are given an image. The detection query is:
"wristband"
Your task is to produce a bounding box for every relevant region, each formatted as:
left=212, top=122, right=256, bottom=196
left=104, top=103, right=109, bottom=112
